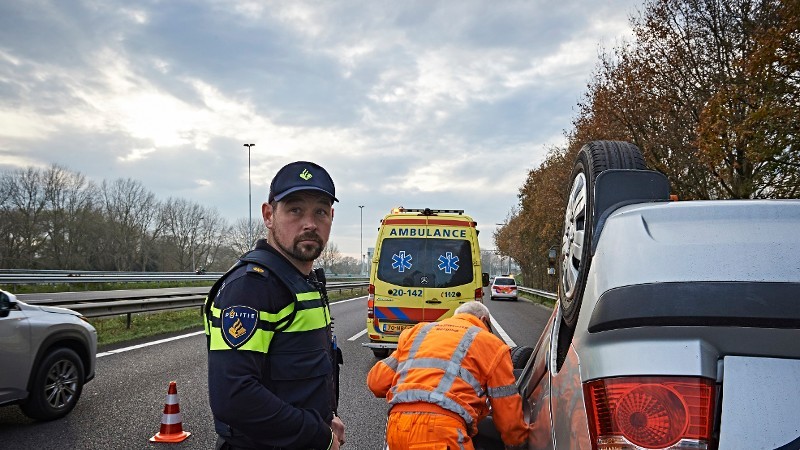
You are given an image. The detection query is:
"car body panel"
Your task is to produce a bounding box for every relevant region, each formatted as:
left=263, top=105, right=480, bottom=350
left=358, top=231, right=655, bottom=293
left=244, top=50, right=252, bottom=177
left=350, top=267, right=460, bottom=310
left=0, top=290, right=97, bottom=410
left=717, top=356, right=800, bottom=449
left=518, top=199, right=800, bottom=449
left=0, top=307, right=32, bottom=405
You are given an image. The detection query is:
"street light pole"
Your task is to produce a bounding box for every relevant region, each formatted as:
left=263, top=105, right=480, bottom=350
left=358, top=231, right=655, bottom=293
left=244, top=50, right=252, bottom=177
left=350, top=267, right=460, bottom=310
left=191, top=216, right=205, bottom=272
left=359, top=205, right=364, bottom=276
left=243, top=144, right=255, bottom=247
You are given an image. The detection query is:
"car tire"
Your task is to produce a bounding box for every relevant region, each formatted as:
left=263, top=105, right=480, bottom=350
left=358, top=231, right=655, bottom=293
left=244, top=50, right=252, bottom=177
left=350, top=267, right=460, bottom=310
left=20, top=347, right=85, bottom=421
left=509, top=346, right=533, bottom=370
left=372, top=348, right=390, bottom=359
left=559, top=141, right=646, bottom=329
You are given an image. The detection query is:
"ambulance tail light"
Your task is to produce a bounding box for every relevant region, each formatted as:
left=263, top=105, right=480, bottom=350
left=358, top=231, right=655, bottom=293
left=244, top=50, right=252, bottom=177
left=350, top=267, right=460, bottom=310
left=584, top=376, right=715, bottom=450
left=367, top=284, right=375, bottom=319
left=474, top=287, right=484, bottom=302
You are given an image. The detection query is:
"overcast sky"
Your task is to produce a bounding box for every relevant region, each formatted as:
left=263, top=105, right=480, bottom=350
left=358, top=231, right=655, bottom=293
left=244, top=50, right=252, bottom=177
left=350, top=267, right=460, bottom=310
left=0, top=0, right=642, bottom=260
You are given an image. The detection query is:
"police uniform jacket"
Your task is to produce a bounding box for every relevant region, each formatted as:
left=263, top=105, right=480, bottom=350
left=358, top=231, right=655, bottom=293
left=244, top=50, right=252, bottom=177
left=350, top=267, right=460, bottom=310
left=206, top=240, right=336, bottom=449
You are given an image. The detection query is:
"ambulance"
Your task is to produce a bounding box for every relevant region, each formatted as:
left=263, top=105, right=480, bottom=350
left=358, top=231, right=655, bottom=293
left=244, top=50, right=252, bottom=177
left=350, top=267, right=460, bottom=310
left=363, top=207, right=489, bottom=358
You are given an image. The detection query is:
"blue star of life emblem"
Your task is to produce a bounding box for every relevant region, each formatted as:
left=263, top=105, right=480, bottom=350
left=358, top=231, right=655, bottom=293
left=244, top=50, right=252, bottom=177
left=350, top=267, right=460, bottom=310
left=221, top=305, right=259, bottom=348
left=391, top=251, right=413, bottom=273
left=437, top=252, right=460, bottom=274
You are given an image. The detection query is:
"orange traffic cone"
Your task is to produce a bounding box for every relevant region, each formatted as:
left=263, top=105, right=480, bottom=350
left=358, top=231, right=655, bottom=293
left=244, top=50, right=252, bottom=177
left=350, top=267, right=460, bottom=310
left=150, top=381, right=191, bottom=443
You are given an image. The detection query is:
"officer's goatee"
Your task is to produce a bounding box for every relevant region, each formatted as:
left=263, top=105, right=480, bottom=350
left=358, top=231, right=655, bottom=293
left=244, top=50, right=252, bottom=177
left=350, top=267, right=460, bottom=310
left=287, top=232, right=324, bottom=262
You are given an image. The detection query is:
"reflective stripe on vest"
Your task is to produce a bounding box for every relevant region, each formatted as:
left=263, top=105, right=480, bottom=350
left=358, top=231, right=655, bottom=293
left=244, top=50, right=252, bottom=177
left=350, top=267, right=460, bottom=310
left=206, top=290, right=330, bottom=353
left=388, top=323, right=483, bottom=428
left=487, top=383, right=518, bottom=398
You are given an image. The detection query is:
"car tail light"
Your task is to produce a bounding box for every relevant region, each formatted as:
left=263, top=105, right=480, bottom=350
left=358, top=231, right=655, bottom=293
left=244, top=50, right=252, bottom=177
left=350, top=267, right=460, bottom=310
left=367, top=284, right=375, bottom=319
left=475, top=287, right=484, bottom=302
left=584, top=376, right=715, bottom=450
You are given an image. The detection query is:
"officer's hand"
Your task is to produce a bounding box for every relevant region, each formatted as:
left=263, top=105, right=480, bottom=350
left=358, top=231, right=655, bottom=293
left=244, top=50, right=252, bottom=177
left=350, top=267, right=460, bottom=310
left=331, top=415, right=346, bottom=446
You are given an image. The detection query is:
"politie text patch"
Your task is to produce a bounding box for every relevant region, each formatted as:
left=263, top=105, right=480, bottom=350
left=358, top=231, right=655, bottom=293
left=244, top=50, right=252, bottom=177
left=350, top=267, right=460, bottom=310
left=221, top=305, right=259, bottom=348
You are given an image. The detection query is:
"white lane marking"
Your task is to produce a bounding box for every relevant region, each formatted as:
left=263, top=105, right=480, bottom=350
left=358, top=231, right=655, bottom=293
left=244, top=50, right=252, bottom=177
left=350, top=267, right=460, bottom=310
left=335, top=295, right=368, bottom=341
left=348, top=328, right=368, bottom=341
left=97, top=330, right=205, bottom=358
left=490, top=316, right=516, bottom=347
left=332, top=295, right=367, bottom=305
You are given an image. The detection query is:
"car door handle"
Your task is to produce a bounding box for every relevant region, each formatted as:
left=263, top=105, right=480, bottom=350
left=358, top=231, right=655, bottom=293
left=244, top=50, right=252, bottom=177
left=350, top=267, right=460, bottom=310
left=425, top=299, right=441, bottom=304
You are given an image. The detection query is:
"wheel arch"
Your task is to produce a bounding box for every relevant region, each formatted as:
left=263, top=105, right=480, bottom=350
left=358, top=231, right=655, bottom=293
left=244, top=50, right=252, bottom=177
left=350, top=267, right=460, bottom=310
left=28, top=330, right=93, bottom=391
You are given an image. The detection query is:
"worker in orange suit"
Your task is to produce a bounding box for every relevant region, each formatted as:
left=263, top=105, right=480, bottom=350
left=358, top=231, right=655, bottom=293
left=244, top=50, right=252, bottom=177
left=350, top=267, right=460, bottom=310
left=367, top=301, right=529, bottom=450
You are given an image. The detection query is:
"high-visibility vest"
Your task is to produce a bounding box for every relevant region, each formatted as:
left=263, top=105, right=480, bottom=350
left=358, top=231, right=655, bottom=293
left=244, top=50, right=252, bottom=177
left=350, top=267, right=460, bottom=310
left=370, top=314, right=526, bottom=441
left=204, top=249, right=331, bottom=354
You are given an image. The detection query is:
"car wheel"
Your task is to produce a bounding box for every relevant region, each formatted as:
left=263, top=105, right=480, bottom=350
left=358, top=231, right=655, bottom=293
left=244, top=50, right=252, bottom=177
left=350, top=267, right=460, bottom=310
left=509, top=346, right=533, bottom=370
left=559, top=141, right=646, bottom=329
left=372, top=348, right=390, bottom=359
left=20, top=347, right=85, bottom=421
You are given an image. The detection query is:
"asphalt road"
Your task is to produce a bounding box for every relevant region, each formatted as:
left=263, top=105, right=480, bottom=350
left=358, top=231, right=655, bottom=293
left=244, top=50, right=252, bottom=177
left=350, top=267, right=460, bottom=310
left=0, top=291, right=552, bottom=449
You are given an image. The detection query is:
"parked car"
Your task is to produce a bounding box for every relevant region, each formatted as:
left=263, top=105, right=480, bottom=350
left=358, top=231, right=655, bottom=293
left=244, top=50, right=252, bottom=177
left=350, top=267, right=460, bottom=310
left=490, top=275, right=518, bottom=301
left=0, top=289, right=97, bottom=420
left=477, top=141, right=800, bottom=450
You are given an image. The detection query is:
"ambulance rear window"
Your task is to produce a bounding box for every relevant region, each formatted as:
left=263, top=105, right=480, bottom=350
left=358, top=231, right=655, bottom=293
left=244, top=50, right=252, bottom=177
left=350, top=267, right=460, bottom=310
left=377, top=238, right=474, bottom=288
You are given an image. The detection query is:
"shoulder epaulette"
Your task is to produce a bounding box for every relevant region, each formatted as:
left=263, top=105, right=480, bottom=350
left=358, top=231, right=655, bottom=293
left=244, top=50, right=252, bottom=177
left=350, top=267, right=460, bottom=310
left=246, top=263, right=269, bottom=278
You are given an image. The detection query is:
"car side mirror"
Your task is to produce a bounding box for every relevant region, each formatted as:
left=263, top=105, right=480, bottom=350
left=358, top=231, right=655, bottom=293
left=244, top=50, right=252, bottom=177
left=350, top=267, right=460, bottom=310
left=547, top=245, right=558, bottom=276
left=482, top=272, right=490, bottom=287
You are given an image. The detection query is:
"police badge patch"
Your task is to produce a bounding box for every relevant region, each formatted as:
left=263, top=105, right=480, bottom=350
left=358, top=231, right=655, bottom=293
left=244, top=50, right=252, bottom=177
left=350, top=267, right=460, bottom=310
left=221, top=305, right=259, bottom=348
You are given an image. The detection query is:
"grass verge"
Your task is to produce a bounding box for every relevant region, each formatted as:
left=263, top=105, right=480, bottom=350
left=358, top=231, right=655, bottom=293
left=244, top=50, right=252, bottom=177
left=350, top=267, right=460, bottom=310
left=90, top=288, right=366, bottom=347
left=90, top=309, right=204, bottom=347
left=519, top=291, right=556, bottom=308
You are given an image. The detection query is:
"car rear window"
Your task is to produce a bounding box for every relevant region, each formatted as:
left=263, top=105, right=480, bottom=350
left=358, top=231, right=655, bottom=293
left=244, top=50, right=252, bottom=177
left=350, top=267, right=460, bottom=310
left=494, top=277, right=516, bottom=286
left=377, top=238, right=474, bottom=288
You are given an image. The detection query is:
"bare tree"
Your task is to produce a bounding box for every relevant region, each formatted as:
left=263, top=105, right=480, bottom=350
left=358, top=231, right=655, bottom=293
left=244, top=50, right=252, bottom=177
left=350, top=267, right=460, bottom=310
left=331, top=255, right=360, bottom=276
left=225, top=217, right=267, bottom=256
left=1, top=167, right=48, bottom=268
left=99, top=178, right=160, bottom=270
left=317, top=241, right=342, bottom=274
left=42, top=165, right=98, bottom=269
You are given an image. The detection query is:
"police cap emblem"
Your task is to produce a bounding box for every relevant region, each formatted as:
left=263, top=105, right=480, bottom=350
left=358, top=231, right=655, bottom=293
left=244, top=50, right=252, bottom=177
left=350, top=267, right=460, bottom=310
left=221, top=305, right=259, bottom=348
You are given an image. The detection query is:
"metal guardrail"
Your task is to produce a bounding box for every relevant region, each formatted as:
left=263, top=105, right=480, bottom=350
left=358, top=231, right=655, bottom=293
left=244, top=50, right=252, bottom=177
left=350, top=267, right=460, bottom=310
left=0, top=271, right=367, bottom=285
left=16, top=282, right=369, bottom=327
left=518, top=286, right=557, bottom=301
left=0, top=272, right=224, bottom=284
left=0, top=269, right=366, bottom=286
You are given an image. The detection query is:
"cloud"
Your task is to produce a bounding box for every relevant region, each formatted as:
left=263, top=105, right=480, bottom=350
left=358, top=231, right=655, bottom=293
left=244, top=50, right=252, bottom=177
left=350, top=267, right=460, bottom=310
left=0, top=0, right=641, bottom=258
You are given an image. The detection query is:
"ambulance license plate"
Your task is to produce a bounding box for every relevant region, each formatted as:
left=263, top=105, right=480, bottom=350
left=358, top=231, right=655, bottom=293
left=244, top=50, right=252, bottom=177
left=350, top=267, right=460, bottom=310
left=382, top=323, right=412, bottom=333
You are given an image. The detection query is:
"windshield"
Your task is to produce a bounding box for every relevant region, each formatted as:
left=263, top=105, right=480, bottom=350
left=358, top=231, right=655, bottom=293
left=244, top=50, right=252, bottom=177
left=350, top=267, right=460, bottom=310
left=377, top=238, right=474, bottom=288
left=494, top=277, right=516, bottom=286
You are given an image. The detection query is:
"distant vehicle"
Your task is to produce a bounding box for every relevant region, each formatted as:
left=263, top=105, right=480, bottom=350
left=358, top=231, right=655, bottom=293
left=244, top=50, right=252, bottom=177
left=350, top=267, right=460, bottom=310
left=490, top=276, right=518, bottom=301
left=477, top=140, right=800, bottom=450
left=0, top=289, right=97, bottom=420
left=363, top=207, right=489, bottom=358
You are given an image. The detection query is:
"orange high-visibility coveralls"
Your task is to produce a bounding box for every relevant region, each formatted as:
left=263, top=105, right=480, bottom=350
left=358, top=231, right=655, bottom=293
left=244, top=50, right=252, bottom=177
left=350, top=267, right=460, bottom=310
left=367, top=313, right=530, bottom=450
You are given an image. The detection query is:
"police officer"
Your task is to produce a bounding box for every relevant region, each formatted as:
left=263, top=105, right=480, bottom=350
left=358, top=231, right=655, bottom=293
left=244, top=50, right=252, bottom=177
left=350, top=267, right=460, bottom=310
left=206, top=161, right=346, bottom=450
